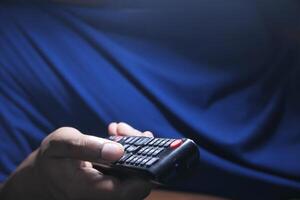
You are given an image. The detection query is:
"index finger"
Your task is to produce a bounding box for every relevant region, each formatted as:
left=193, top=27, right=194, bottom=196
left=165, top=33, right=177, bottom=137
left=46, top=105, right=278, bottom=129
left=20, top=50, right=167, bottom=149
left=40, top=127, right=124, bottom=163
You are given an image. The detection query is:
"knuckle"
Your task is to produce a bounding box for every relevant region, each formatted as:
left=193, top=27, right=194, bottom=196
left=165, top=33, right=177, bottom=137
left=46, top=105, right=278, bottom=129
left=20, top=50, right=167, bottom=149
left=40, top=127, right=82, bottom=157
left=102, top=178, right=122, bottom=199
left=133, top=129, right=143, bottom=136
left=55, top=127, right=81, bottom=136
left=72, top=136, right=88, bottom=157
left=118, top=122, right=127, bottom=127
left=143, top=131, right=154, bottom=137
left=116, top=123, right=125, bottom=133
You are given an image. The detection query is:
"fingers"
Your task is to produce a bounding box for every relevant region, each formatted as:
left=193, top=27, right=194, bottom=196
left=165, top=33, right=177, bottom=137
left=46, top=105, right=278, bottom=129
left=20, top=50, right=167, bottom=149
left=38, top=127, right=152, bottom=200
left=40, top=127, right=124, bottom=163
left=108, top=122, right=154, bottom=137
left=108, top=122, right=118, bottom=135
left=116, top=122, right=141, bottom=136
left=78, top=168, right=121, bottom=200
left=143, top=131, right=154, bottom=137
left=67, top=165, right=151, bottom=200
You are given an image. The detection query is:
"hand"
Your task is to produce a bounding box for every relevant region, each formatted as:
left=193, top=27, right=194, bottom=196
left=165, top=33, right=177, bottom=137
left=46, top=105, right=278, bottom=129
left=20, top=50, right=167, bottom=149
left=0, top=125, right=152, bottom=200
left=107, top=122, right=154, bottom=138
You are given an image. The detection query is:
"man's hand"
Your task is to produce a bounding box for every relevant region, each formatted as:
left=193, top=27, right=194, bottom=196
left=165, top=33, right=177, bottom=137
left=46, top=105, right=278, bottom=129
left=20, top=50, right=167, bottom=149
left=108, top=122, right=153, bottom=138
left=0, top=123, right=152, bottom=200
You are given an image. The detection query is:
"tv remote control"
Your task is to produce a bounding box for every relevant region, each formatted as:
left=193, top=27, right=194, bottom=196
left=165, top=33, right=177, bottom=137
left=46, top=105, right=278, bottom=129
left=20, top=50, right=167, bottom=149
left=93, top=136, right=199, bottom=184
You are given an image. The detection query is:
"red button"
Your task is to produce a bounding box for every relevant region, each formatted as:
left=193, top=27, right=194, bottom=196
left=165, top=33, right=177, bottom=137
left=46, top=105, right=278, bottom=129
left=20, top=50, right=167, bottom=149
left=170, top=139, right=183, bottom=149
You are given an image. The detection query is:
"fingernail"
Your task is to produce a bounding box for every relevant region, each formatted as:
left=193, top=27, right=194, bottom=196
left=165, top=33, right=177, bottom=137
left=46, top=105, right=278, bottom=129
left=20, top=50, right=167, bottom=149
left=102, top=143, right=124, bottom=161
left=108, top=122, right=118, bottom=134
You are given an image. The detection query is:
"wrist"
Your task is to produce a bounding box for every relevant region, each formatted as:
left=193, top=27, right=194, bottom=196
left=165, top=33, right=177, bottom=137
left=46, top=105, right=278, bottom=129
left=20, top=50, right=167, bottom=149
left=0, top=150, right=49, bottom=200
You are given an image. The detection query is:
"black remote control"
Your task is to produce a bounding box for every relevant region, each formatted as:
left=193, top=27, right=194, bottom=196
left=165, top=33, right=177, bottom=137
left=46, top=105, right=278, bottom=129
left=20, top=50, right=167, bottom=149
left=94, top=136, right=199, bottom=184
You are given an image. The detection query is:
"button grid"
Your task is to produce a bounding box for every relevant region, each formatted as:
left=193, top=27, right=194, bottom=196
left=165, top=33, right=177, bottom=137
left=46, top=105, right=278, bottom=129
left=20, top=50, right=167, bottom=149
left=109, top=136, right=177, bottom=167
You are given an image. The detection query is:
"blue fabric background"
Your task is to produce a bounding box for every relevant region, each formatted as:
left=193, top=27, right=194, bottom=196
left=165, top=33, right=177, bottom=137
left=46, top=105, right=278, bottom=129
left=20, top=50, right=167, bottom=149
left=0, top=1, right=300, bottom=199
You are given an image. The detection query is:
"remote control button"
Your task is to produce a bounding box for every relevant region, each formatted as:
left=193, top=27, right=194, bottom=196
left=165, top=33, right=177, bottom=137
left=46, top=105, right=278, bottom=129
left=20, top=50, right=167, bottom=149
left=142, top=147, right=152, bottom=155
left=164, top=139, right=175, bottom=147
left=135, top=156, right=145, bottom=165
left=146, top=157, right=159, bottom=167
left=140, top=157, right=151, bottom=166
left=124, top=137, right=134, bottom=144
left=158, top=139, right=168, bottom=147
left=108, top=136, right=115, bottom=140
left=144, top=138, right=154, bottom=145
left=130, top=156, right=139, bottom=164
left=153, top=139, right=163, bottom=146
left=123, top=144, right=130, bottom=150
left=120, top=136, right=128, bottom=143
left=115, top=136, right=123, bottom=142
left=129, top=137, right=140, bottom=144
left=147, top=148, right=156, bottom=156
left=109, top=136, right=125, bottom=143
left=137, top=147, right=147, bottom=154
left=135, top=137, right=151, bottom=146
left=125, top=155, right=135, bottom=163
left=152, top=148, right=164, bottom=156
left=126, top=145, right=140, bottom=153
left=148, top=138, right=159, bottom=146
left=170, top=139, right=183, bottom=149
left=134, top=137, right=145, bottom=146
left=118, top=154, right=132, bottom=164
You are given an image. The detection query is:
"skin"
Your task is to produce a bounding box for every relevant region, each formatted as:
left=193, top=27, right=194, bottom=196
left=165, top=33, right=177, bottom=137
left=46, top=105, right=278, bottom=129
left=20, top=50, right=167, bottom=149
left=0, top=122, right=153, bottom=200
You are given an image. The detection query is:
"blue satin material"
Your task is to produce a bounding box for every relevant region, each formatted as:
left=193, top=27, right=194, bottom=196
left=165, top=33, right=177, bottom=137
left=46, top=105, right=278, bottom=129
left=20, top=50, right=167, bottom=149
left=0, top=1, right=300, bottom=199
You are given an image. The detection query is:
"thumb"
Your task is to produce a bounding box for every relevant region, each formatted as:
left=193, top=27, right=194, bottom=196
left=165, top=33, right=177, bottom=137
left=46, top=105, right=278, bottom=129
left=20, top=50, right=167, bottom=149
left=41, top=127, right=124, bottom=162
